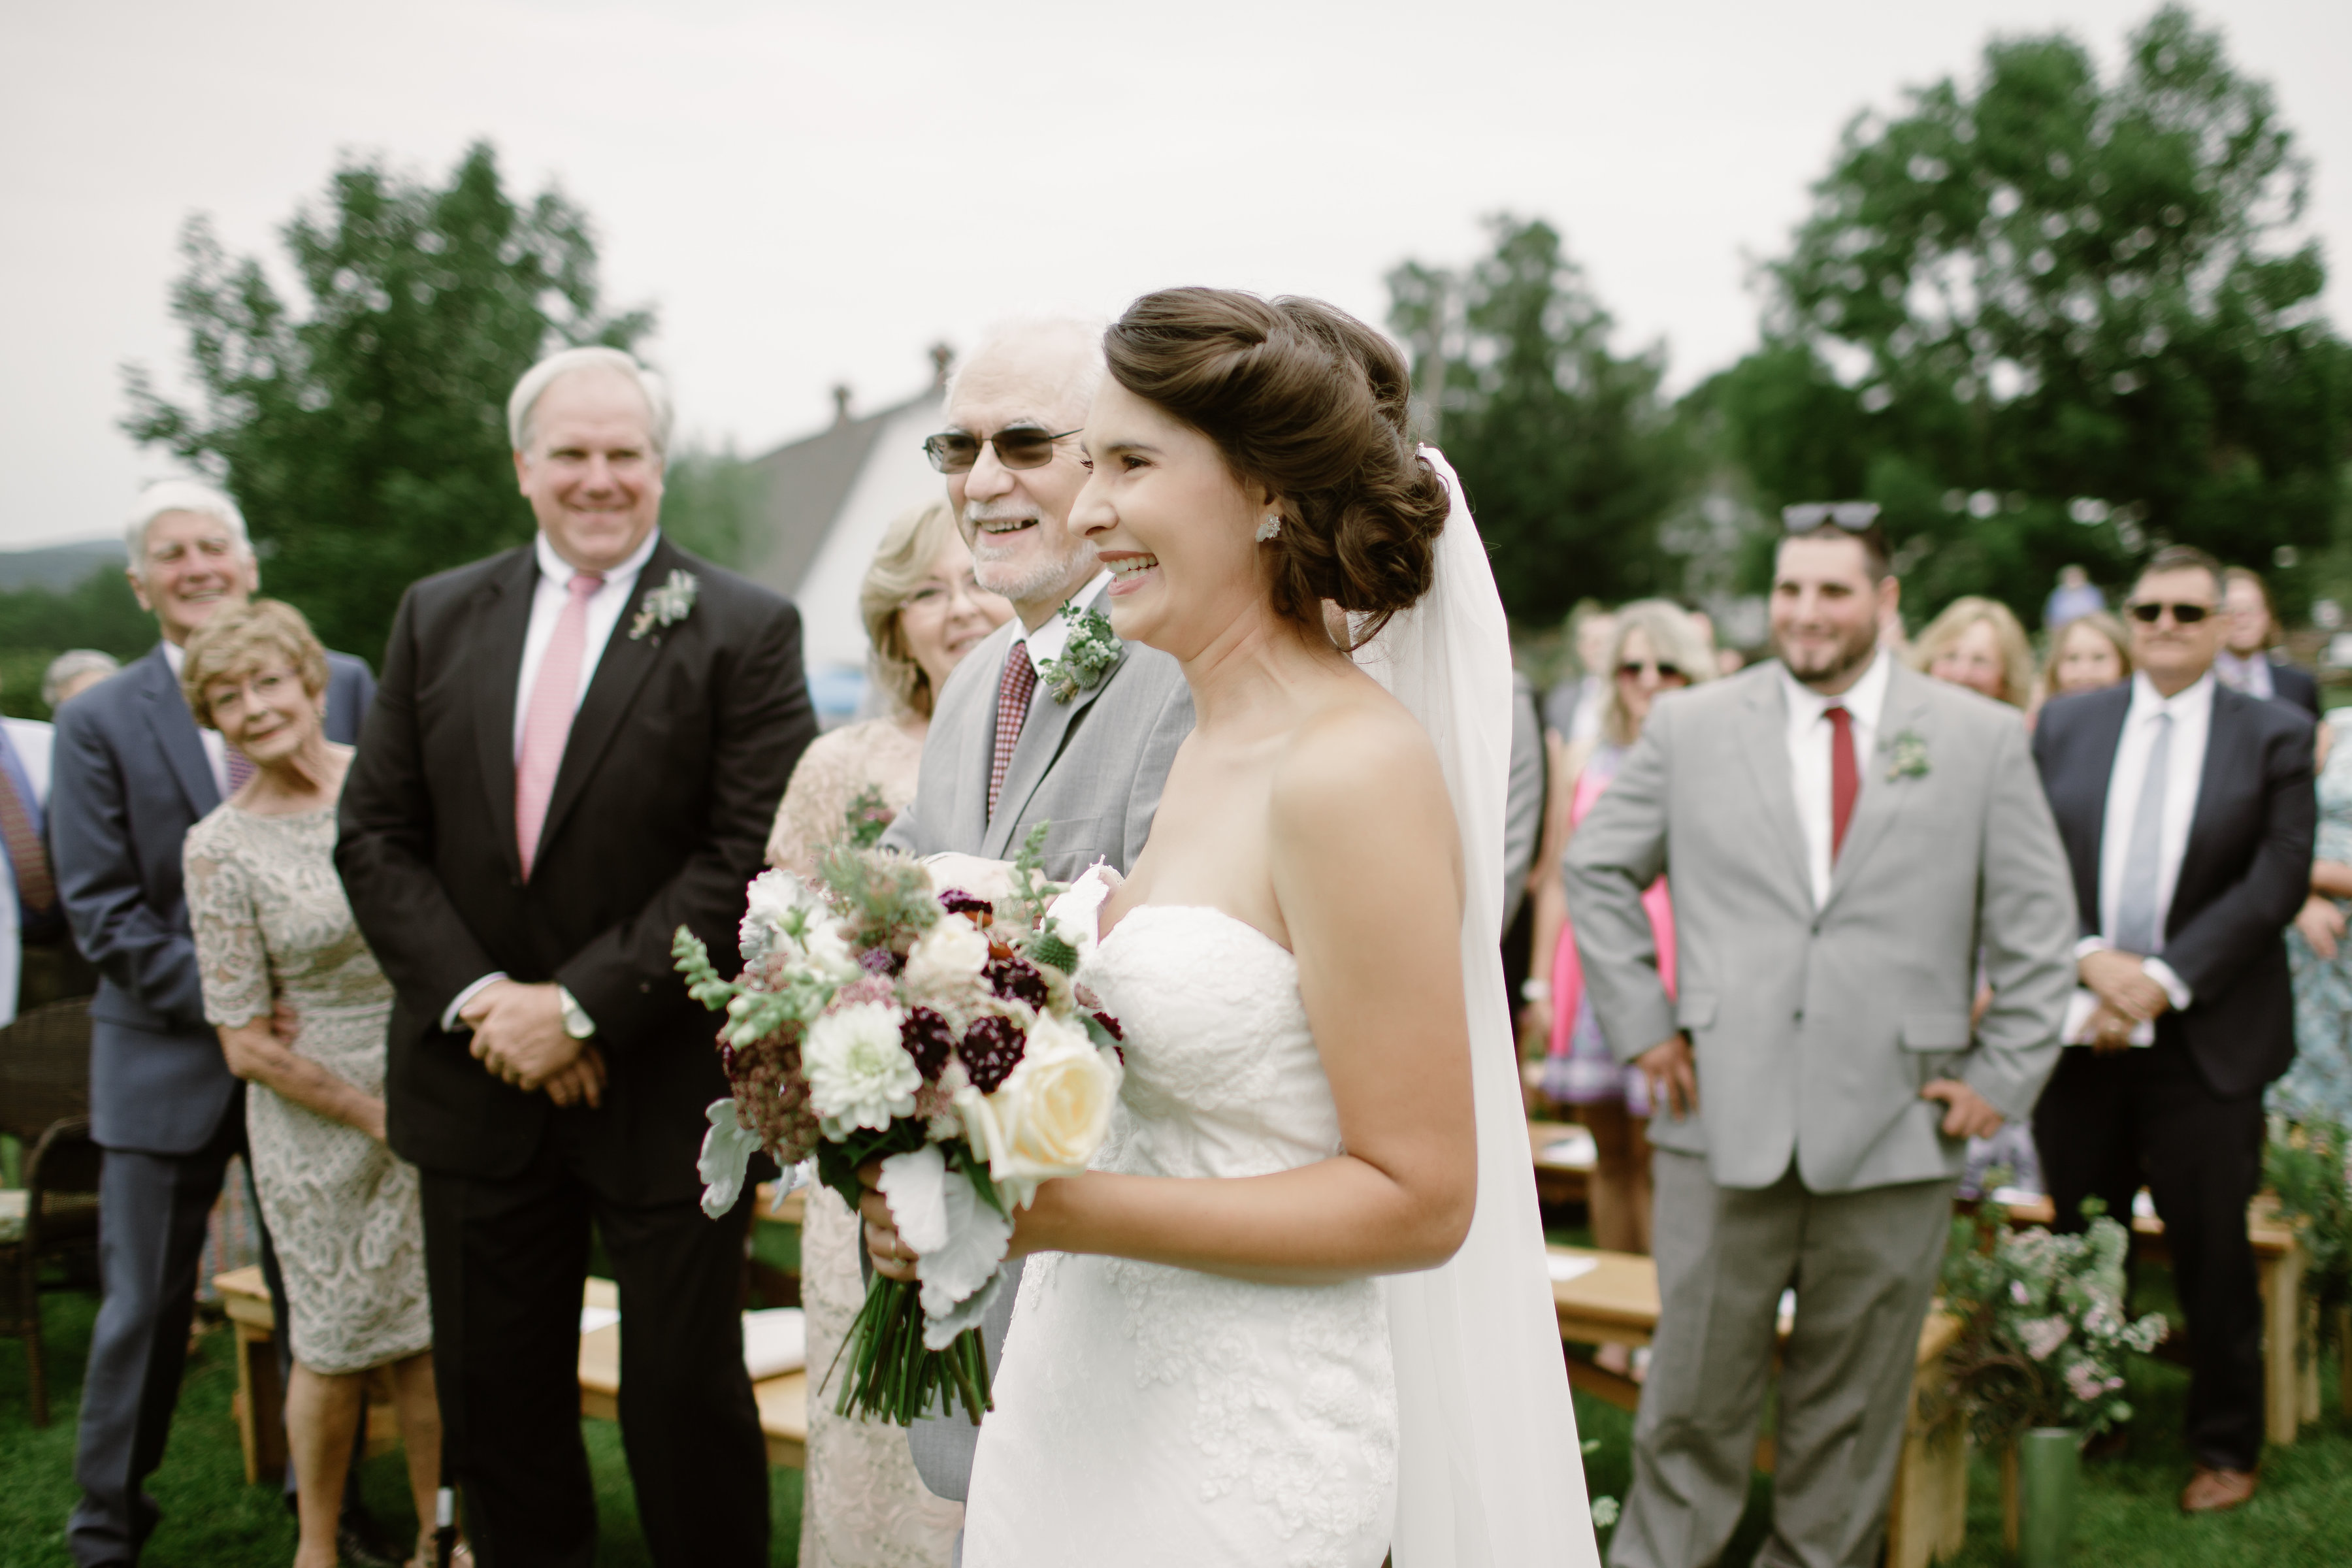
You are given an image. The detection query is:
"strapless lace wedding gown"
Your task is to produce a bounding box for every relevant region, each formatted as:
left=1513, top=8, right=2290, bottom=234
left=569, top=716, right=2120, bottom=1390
left=961, top=905, right=1397, bottom=1567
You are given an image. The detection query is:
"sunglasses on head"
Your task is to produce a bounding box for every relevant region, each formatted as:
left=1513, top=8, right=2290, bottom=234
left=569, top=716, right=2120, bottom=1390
left=921, top=427, right=1082, bottom=475
left=2127, top=600, right=2213, bottom=625
left=1618, top=659, right=1686, bottom=681
left=1782, top=500, right=1882, bottom=532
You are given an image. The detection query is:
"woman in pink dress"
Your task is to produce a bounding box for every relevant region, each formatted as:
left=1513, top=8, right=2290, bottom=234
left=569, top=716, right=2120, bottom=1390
left=1524, top=600, right=1718, bottom=1262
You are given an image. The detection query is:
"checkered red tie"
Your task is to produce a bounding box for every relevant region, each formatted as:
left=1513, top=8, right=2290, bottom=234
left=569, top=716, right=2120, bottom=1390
left=988, top=642, right=1038, bottom=822
left=0, top=762, right=52, bottom=919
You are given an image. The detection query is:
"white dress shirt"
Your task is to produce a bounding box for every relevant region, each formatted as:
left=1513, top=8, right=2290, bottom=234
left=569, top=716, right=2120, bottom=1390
left=2080, top=670, right=2213, bottom=1008
left=2213, top=649, right=2275, bottom=700
left=445, top=527, right=662, bottom=1033
left=1008, top=569, right=1113, bottom=670
left=161, top=640, right=233, bottom=799
left=1778, top=648, right=1893, bottom=908
left=510, top=527, right=661, bottom=757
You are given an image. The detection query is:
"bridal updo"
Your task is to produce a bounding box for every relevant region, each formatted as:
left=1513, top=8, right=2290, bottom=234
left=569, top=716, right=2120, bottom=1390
left=1102, top=288, right=1451, bottom=645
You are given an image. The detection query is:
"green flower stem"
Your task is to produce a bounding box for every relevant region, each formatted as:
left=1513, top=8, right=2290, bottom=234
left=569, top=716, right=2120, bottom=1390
left=834, top=1273, right=993, bottom=1426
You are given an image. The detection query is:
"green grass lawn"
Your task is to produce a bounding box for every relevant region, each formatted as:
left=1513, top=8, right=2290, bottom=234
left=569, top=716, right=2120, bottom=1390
left=5, top=1233, right=2347, bottom=1566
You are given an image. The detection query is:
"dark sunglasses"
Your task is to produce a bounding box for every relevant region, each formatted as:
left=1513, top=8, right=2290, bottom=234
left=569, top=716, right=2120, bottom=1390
left=921, top=427, right=1081, bottom=475
left=2127, top=600, right=2214, bottom=625
left=1782, top=500, right=1882, bottom=532
left=1617, top=659, right=1687, bottom=681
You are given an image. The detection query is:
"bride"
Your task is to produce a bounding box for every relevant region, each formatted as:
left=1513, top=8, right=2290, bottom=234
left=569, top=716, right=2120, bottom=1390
left=864, top=288, right=1599, bottom=1566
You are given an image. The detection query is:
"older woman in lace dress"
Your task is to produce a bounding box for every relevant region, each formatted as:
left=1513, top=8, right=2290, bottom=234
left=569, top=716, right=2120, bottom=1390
left=766, top=499, right=1010, bottom=1567
left=181, top=602, right=452, bottom=1568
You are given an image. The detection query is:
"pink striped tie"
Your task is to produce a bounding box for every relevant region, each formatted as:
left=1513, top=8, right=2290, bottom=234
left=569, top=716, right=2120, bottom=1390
left=515, top=570, right=603, bottom=878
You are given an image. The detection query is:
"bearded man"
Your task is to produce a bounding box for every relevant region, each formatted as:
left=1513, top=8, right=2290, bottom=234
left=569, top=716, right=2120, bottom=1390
left=1566, top=508, right=2077, bottom=1568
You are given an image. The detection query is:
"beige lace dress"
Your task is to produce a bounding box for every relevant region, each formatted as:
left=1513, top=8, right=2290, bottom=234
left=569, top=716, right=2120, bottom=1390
left=186, top=803, right=431, bottom=1376
left=768, top=717, right=962, bottom=1568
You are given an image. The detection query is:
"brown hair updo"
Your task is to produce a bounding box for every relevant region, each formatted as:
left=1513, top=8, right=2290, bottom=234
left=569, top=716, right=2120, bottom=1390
left=1102, top=287, right=1452, bottom=645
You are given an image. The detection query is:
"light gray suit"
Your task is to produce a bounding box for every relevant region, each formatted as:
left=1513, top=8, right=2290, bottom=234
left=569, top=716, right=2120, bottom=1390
left=1566, top=657, right=2075, bottom=1568
left=880, top=579, right=1192, bottom=1512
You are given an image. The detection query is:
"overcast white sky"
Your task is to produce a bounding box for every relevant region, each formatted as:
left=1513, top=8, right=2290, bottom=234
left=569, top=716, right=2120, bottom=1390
left=4, top=0, right=2344, bottom=551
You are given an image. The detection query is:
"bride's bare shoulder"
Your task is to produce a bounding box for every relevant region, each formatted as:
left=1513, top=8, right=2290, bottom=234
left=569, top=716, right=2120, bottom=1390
left=1267, top=681, right=1452, bottom=841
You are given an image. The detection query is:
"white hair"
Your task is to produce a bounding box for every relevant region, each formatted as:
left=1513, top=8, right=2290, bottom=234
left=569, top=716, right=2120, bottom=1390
left=125, top=480, right=253, bottom=574
left=507, top=346, right=674, bottom=459
left=42, top=649, right=121, bottom=708
left=946, top=315, right=1107, bottom=425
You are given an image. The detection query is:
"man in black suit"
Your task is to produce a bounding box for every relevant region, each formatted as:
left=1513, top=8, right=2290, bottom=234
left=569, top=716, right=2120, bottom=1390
left=336, top=346, right=816, bottom=1567
left=2031, top=544, right=2315, bottom=1514
left=57, top=481, right=377, bottom=1566
left=2218, top=566, right=2320, bottom=715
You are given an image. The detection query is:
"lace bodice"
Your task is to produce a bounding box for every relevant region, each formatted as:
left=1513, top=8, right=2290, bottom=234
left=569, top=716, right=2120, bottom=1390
left=186, top=805, right=391, bottom=1031
left=965, top=902, right=1396, bottom=1567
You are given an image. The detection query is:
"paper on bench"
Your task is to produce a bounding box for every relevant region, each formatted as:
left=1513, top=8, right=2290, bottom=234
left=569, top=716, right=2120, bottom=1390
left=742, top=1308, right=807, bottom=1380
left=1541, top=1128, right=1598, bottom=1167
left=1545, top=1253, right=1599, bottom=1284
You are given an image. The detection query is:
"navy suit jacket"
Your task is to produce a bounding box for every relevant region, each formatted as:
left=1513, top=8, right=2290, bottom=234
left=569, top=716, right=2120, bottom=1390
left=2031, top=679, right=2315, bottom=1098
left=2266, top=657, right=2321, bottom=718
left=53, top=642, right=375, bottom=1154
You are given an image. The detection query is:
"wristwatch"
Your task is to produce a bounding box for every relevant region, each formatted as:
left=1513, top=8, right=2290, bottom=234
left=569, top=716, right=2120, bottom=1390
left=1520, top=978, right=1552, bottom=1004
left=556, top=986, right=596, bottom=1040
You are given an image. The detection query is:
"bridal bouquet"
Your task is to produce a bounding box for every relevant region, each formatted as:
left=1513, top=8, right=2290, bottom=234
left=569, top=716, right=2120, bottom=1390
left=674, top=813, right=1124, bottom=1424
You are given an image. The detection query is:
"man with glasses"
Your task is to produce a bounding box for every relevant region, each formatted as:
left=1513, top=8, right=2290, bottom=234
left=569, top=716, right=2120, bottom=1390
left=881, top=318, right=1192, bottom=1533
left=2031, top=544, right=2315, bottom=1513
left=1569, top=504, right=2076, bottom=1568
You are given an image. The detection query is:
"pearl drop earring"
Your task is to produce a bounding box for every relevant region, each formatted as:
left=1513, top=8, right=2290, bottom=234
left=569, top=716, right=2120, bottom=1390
left=1256, top=514, right=1283, bottom=542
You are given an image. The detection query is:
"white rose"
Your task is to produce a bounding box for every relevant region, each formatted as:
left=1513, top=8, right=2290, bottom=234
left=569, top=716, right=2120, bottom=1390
left=804, top=1000, right=919, bottom=1134
left=905, top=913, right=990, bottom=1004
left=957, top=1019, right=1122, bottom=1209
left=800, top=919, right=862, bottom=982
left=740, top=868, right=823, bottom=967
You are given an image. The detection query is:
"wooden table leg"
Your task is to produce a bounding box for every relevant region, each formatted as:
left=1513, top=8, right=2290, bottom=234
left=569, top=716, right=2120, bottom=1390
left=231, top=1319, right=287, bottom=1484
left=2261, top=1241, right=2307, bottom=1446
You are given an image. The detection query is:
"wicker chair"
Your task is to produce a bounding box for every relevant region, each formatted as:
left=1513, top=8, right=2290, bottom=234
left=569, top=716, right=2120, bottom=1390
left=0, top=997, right=100, bottom=1426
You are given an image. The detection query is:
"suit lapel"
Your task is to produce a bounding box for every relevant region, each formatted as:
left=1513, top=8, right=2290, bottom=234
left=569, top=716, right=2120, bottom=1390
left=1823, top=664, right=1931, bottom=909
left=1733, top=671, right=1812, bottom=904
left=472, top=548, right=540, bottom=879
left=135, top=647, right=218, bottom=819
left=983, top=588, right=1124, bottom=859
left=533, top=538, right=677, bottom=866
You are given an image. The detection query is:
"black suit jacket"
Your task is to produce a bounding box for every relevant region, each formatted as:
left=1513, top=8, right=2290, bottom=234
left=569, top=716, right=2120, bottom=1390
left=54, top=642, right=374, bottom=1153
left=336, top=536, right=815, bottom=1197
left=2032, top=679, right=2316, bottom=1098
left=2266, top=657, right=2321, bottom=717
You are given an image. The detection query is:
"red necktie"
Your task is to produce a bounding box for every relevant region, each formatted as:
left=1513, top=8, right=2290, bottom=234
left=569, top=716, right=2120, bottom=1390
left=1826, top=704, right=1859, bottom=860
left=0, top=762, right=53, bottom=919
left=515, top=570, right=604, bottom=877
left=988, top=643, right=1038, bottom=822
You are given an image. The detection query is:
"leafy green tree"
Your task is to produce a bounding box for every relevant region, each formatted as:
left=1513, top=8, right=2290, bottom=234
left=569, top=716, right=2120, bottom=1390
left=124, top=142, right=650, bottom=662
left=658, top=443, right=762, bottom=569
left=1708, top=5, right=2351, bottom=621
left=1388, top=216, right=1691, bottom=624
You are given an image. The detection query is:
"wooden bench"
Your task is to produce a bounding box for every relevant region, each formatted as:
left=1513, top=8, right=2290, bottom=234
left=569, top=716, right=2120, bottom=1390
left=1526, top=1120, right=1597, bottom=1207
left=214, top=1267, right=813, bottom=1476
left=1546, top=1246, right=1967, bottom=1568
left=1997, top=1194, right=2317, bottom=1446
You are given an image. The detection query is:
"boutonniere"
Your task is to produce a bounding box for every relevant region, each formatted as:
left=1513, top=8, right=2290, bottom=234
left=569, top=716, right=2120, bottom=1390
left=630, top=569, right=698, bottom=640
left=1033, top=602, right=1122, bottom=704
left=1884, top=728, right=1931, bottom=782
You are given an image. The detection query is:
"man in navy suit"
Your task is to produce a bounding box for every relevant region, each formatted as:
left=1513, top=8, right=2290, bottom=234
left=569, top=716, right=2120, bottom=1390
left=54, top=482, right=375, bottom=1567
left=2031, top=544, right=2315, bottom=1515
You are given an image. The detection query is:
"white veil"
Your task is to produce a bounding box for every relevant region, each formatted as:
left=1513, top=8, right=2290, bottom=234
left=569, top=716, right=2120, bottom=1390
left=1355, top=448, right=1603, bottom=1567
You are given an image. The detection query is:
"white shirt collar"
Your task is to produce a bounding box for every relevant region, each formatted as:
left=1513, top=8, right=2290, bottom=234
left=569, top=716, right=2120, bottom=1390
left=1777, top=645, right=1894, bottom=728
left=1010, top=568, right=1113, bottom=666
left=161, top=640, right=185, bottom=676
left=2126, top=668, right=2216, bottom=722
left=534, top=527, right=661, bottom=589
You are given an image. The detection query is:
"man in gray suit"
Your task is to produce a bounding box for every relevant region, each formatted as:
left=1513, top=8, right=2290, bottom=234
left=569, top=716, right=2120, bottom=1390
left=56, top=482, right=376, bottom=1567
left=1567, top=509, right=2076, bottom=1568
left=879, top=318, right=1191, bottom=1523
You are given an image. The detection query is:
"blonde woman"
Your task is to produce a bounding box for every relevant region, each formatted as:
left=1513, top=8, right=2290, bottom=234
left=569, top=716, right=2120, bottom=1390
left=1911, top=595, right=2034, bottom=708
left=179, top=602, right=452, bottom=1568
left=2031, top=610, right=2132, bottom=715
left=765, top=499, right=1010, bottom=1567
left=1525, top=600, right=1718, bottom=1264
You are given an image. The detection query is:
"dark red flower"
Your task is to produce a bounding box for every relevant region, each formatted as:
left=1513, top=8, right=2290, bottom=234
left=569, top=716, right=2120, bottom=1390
left=860, top=947, right=902, bottom=977
left=1090, top=1010, right=1124, bottom=1042
left=939, top=889, right=994, bottom=923
left=900, top=1005, right=955, bottom=1081
left=959, top=1015, right=1026, bottom=1094
left=986, top=953, right=1049, bottom=1010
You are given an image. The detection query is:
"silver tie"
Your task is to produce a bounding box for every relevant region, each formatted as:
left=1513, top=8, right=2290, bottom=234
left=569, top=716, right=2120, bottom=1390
left=2112, top=711, right=2174, bottom=955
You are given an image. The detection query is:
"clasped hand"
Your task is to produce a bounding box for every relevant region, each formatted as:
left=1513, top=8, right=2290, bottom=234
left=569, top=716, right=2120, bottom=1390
left=2078, top=947, right=2171, bottom=1054
left=459, top=979, right=606, bottom=1107
left=1634, top=1030, right=2003, bottom=1139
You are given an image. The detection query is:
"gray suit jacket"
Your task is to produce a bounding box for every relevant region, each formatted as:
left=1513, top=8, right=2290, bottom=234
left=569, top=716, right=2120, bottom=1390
left=881, top=581, right=1192, bottom=879
left=1564, top=659, right=2076, bottom=1193
left=881, top=581, right=1192, bottom=1503
left=54, top=642, right=375, bottom=1154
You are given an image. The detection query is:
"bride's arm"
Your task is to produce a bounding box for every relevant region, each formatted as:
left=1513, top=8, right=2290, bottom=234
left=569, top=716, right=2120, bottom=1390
left=871, top=707, right=1479, bottom=1287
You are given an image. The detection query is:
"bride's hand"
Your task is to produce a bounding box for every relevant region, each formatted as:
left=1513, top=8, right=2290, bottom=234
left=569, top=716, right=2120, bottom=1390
left=856, top=1161, right=921, bottom=1282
